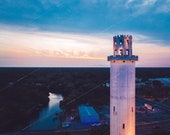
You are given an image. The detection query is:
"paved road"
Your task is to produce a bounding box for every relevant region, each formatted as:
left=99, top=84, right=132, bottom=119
left=136, top=96, right=170, bottom=112
left=136, top=119, right=170, bottom=135
left=2, top=119, right=170, bottom=135
left=136, top=97, right=170, bottom=135
left=0, top=129, right=89, bottom=135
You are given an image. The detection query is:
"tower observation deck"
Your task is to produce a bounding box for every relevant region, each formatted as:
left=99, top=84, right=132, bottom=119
left=108, top=35, right=138, bottom=62
left=108, top=35, right=138, bottom=135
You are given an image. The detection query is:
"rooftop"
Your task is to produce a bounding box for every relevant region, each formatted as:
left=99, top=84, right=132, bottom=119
left=78, top=105, right=99, bottom=117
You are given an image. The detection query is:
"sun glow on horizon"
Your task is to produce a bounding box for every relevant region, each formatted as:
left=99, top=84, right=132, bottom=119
left=0, top=29, right=111, bottom=66
left=0, top=28, right=170, bottom=67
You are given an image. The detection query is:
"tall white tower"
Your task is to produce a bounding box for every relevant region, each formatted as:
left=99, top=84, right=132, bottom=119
left=108, top=35, right=138, bottom=135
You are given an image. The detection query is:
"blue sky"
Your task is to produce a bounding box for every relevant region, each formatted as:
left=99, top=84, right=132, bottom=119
left=0, top=0, right=170, bottom=67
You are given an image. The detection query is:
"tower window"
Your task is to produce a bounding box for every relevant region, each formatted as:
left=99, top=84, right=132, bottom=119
left=113, top=106, right=115, bottom=112
left=126, top=49, right=129, bottom=55
left=132, top=107, right=133, bottom=112
left=123, top=123, right=125, bottom=129
left=120, top=40, right=122, bottom=44
left=120, top=49, right=123, bottom=56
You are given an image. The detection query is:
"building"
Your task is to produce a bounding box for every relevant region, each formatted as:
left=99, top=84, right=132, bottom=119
left=78, top=105, right=99, bottom=123
left=108, top=35, right=138, bottom=135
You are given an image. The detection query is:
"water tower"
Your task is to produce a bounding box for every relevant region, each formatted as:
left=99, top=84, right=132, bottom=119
left=108, top=35, right=138, bottom=135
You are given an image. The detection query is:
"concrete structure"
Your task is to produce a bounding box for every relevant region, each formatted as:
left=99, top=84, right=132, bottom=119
left=108, top=35, right=138, bottom=135
left=78, top=105, right=99, bottom=123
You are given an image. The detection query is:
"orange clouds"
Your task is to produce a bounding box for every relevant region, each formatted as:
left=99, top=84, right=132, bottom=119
left=0, top=29, right=110, bottom=66
left=134, top=43, right=170, bottom=67
left=0, top=28, right=170, bottom=67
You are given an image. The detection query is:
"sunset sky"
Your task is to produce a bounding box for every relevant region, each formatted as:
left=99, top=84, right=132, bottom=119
left=0, top=0, right=170, bottom=67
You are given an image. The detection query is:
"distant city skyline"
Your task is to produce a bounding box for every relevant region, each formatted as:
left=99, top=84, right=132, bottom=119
left=0, top=0, right=170, bottom=67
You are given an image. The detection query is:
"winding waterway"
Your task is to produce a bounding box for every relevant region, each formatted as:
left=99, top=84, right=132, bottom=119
left=28, top=93, right=63, bottom=130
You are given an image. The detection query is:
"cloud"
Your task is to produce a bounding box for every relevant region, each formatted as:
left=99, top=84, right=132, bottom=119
left=155, top=0, right=170, bottom=13
left=0, top=56, right=108, bottom=67
left=136, top=43, right=170, bottom=67
left=0, top=26, right=110, bottom=67
left=0, top=25, right=170, bottom=67
left=0, top=0, right=170, bottom=40
left=0, top=0, right=170, bottom=67
left=126, top=0, right=170, bottom=15
left=0, top=26, right=110, bottom=63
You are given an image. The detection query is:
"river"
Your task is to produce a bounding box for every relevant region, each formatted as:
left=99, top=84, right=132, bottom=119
left=28, top=93, right=63, bottom=130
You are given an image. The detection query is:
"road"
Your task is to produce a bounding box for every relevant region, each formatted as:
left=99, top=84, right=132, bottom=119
left=0, top=129, right=89, bottom=135
left=136, top=96, right=170, bottom=112
left=2, top=119, right=170, bottom=135
left=136, top=119, right=170, bottom=135
left=136, top=96, right=170, bottom=135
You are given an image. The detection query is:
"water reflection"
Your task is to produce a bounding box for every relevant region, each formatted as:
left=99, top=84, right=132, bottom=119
left=28, top=93, right=63, bottom=130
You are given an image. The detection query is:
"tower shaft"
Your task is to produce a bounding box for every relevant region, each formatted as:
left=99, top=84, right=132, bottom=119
left=108, top=35, right=138, bottom=135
